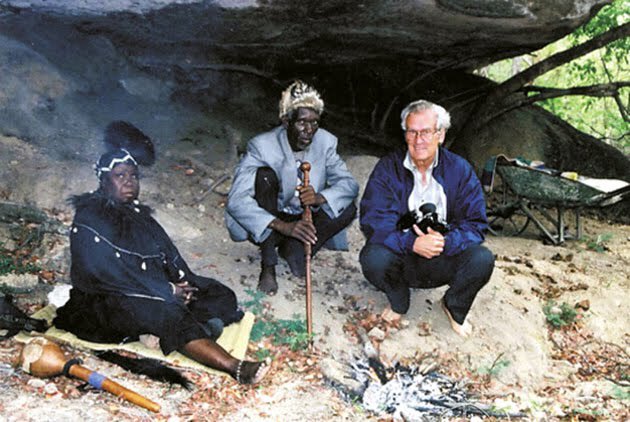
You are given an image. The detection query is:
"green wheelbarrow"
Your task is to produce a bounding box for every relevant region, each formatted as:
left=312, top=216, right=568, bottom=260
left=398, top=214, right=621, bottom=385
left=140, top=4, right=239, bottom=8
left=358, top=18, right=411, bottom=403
left=484, top=157, right=630, bottom=245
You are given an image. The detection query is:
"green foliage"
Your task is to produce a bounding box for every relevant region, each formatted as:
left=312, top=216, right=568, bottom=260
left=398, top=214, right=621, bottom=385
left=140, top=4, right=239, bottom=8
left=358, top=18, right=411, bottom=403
left=477, top=358, right=511, bottom=377
left=570, top=408, right=605, bottom=417
left=478, top=0, right=629, bottom=153
left=538, top=0, right=629, bottom=152
left=274, top=317, right=311, bottom=351
left=250, top=314, right=311, bottom=351
left=610, top=385, right=630, bottom=401
left=243, top=290, right=313, bottom=351
left=543, top=301, right=578, bottom=328
left=0, top=245, right=41, bottom=276
left=582, top=233, right=613, bottom=252
left=572, top=0, right=630, bottom=56
left=254, top=347, right=272, bottom=361
left=242, top=288, right=266, bottom=315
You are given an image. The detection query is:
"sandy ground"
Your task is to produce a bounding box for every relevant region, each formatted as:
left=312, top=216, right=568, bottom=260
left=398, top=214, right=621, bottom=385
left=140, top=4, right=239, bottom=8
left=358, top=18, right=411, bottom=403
left=0, top=134, right=629, bottom=420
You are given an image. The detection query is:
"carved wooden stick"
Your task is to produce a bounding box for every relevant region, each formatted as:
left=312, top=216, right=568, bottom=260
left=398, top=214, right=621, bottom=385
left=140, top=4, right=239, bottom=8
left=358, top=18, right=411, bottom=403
left=17, top=338, right=160, bottom=413
left=300, top=161, right=314, bottom=351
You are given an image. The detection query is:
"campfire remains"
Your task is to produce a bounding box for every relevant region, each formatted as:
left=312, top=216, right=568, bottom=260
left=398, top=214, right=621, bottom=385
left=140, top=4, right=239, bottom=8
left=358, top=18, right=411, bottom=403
left=321, top=329, right=525, bottom=420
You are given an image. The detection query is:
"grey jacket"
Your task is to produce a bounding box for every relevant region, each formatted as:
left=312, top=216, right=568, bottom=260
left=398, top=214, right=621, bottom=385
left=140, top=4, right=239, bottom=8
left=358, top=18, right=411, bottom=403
left=225, top=125, right=359, bottom=247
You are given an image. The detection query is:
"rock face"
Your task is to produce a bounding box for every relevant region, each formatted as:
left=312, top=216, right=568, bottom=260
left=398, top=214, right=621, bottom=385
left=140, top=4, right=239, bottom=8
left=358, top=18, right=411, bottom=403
left=0, top=1, right=606, bottom=69
left=0, top=0, right=627, bottom=189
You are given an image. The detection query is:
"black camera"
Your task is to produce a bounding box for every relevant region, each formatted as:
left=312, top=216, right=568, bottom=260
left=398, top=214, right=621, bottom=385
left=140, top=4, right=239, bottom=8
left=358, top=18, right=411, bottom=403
left=396, top=203, right=450, bottom=234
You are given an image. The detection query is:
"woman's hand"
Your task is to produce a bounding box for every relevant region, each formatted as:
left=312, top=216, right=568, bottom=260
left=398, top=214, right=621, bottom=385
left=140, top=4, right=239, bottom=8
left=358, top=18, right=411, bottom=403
left=172, top=281, right=199, bottom=304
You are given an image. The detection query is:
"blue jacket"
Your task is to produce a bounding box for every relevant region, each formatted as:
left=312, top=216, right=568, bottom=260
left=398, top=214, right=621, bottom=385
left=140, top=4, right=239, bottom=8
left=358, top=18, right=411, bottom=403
left=360, top=147, right=488, bottom=256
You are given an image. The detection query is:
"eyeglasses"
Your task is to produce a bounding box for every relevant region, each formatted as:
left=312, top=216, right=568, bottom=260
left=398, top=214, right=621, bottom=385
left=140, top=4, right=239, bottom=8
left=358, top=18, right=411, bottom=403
left=405, top=128, right=440, bottom=140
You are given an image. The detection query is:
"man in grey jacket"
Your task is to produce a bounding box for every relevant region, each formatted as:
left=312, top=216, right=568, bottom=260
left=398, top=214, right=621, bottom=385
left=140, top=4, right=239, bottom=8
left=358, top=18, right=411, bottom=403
left=225, top=81, right=359, bottom=295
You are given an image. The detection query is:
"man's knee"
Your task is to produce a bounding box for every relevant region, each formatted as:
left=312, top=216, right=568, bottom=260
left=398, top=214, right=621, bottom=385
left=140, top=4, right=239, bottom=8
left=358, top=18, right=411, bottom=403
left=359, top=243, right=399, bottom=281
left=338, top=202, right=357, bottom=226
left=255, top=167, right=278, bottom=193
left=466, top=245, right=495, bottom=282
left=360, top=243, right=409, bottom=313
left=255, top=167, right=279, bottom=211
left=256, top=166, right=276, bottom=179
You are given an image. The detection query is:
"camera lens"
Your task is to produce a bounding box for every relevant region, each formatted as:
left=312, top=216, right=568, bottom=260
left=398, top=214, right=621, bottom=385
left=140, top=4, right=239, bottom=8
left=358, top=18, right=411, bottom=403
left=419, top=203, right=437, bottom=215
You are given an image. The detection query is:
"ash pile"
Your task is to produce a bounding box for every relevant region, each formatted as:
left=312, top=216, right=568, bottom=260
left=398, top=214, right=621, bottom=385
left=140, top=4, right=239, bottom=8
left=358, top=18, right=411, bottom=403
left=321, top=330, right=524, bottom=420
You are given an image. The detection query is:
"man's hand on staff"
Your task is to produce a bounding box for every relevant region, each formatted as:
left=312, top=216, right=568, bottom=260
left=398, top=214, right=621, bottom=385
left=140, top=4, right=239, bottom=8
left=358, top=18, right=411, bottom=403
left=297, top=185, right=326, bottom=207
left=270, top=219, right=317, bottom=245
left=172, top=281, right=199, bottom=304
left=412, top=226, right=444, bottom=259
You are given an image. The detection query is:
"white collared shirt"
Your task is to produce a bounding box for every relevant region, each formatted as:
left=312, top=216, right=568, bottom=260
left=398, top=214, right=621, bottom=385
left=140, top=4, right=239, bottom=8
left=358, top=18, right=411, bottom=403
left=403, top=149, right=447, bottom=222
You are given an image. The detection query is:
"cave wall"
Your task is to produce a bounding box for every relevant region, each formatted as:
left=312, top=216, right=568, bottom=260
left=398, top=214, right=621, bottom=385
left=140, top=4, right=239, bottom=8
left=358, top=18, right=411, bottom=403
left=0, top=0, right=625, bottom=179
left=457, top=106, right=630, bottom=179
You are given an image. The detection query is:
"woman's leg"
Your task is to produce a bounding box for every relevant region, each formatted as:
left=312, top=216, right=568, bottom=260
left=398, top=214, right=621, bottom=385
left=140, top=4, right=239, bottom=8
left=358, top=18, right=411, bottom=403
left=181, top=338, right=268, bottom=384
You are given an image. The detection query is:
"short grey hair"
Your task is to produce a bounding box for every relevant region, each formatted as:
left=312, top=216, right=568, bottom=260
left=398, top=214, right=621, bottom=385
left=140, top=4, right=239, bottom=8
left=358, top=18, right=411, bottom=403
left=400, top=100, right=451, bottom=131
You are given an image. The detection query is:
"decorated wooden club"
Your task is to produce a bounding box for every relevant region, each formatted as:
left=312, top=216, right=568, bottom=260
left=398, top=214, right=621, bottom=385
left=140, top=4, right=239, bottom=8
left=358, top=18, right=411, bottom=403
left=17, top=337, right=161, bottom=413
left=300, top=161, right=314, bottom=351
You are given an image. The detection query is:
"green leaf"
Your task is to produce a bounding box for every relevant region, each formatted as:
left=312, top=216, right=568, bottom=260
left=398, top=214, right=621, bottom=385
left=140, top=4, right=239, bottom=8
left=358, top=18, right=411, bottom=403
left=543, top=301, right=578, bottom=328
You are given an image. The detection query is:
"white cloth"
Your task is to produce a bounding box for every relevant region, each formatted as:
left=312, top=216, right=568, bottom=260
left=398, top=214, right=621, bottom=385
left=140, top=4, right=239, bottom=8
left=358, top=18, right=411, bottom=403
left=577, top=176, right=629, bottom=193
left=403, top=150, right=447, bottom=221
left=47, top=283, right=72, bottom=308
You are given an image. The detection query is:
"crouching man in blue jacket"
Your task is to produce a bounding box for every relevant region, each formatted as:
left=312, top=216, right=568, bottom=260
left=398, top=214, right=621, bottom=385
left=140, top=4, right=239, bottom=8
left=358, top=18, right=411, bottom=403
left=359, top=100, right=494, bottom=337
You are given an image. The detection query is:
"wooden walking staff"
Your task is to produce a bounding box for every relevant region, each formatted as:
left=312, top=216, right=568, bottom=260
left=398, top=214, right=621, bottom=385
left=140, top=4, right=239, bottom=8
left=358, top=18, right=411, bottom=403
left=16, top=337, right=161, bottom=413
left=300, top=161, right=314, bottom=351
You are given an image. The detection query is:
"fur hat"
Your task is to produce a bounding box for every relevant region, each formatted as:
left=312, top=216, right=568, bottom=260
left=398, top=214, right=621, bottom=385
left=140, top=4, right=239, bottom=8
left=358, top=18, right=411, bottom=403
left=278, top=80, right=324, bottom=119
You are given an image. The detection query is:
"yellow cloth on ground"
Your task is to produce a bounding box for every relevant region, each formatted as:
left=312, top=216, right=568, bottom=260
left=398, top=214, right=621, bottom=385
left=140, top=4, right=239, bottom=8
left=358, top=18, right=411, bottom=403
left=15, top=305, right=255, bottom=376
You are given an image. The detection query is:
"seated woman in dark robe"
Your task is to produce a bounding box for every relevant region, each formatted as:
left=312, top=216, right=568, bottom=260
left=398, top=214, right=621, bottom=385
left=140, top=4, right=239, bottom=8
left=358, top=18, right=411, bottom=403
left=54, top=123, right=268, bottom=385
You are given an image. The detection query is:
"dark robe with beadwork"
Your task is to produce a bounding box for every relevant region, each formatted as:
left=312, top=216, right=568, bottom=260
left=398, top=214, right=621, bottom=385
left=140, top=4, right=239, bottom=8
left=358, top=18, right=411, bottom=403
left=54, top=191, right=243, bottom=354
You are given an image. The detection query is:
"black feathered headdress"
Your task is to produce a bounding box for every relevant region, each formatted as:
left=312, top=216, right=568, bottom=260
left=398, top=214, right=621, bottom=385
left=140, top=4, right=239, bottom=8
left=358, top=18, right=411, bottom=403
left=0, top=295, right=48, bottom=340
left=95, top=121, right=155, bottom=179
left=96, top=351, right=191, bottom=390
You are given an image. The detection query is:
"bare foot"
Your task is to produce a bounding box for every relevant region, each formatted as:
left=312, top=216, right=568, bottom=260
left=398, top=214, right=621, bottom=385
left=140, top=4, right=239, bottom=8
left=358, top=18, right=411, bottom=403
left=381, top=306, right=402, bottom=325
left=139, top=334, right=160, bottom=349
left=258, top=266, right=278, bottom=295
left=440, top=298, right=472, bottom=338
left=234, top=360, right=270, bottom=385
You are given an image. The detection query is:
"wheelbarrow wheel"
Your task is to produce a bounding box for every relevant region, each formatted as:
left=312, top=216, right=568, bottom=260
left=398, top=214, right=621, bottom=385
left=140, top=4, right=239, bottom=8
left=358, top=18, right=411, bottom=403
left=488, top=208, right=530, bottom=236
left=486, top=177, right=531, bottom=237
